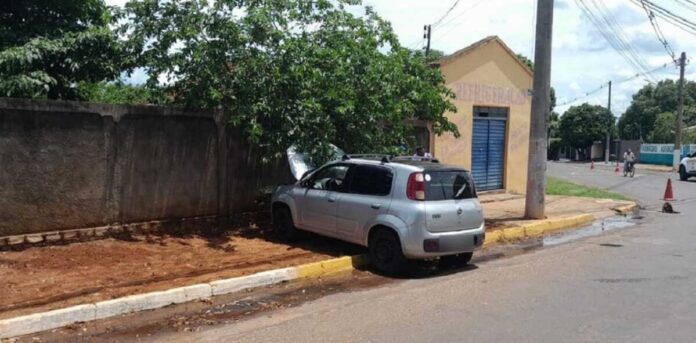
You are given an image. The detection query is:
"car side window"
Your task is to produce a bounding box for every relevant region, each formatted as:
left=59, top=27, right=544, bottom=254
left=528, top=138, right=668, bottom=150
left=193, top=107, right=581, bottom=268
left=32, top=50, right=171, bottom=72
left=347, top=165, right=393, bottom=196
left=309, top=165, right=349, bottom=191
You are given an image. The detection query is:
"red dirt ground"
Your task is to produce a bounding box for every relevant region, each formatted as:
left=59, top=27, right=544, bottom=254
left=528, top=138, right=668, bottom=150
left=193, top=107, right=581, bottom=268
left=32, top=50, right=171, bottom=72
left=0, top=227, right=363, bottom=319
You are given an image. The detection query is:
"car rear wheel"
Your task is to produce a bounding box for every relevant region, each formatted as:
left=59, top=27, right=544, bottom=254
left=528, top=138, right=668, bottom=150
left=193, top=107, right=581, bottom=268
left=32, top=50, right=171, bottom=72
left=680, top=166, right=689, bottom=181
left=439, top=252, right=474, bottom=269
left=369, top=229, right=407, bottom=276
left=273, top=206, right=297, bottom=240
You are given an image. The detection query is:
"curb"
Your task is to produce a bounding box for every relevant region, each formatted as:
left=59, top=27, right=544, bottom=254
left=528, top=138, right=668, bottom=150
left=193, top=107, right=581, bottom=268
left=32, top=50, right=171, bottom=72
left=483, top=213, right=595, bottom=247
left=0, top=255, right=368, bottom=339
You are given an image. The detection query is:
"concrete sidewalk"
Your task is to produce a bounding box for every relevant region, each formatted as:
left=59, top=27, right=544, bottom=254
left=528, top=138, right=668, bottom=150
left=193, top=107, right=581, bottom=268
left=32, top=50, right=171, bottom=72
left=480, top=193, right=633, bottom=229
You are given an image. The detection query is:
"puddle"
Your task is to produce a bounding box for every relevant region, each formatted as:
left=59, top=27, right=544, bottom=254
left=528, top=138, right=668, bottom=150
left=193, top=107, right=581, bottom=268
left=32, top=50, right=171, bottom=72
left=543, top=216, right=636, bottom=247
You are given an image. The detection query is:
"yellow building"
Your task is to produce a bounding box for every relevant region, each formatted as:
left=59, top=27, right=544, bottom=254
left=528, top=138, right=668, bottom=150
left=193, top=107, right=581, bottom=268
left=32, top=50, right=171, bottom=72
left=432, top=36, right=533, bottom=194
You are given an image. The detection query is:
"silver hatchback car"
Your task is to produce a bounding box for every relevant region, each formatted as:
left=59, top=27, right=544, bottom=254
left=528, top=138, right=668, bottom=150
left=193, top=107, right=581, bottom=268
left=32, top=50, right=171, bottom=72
left=271, top=155, right=485, bottom=274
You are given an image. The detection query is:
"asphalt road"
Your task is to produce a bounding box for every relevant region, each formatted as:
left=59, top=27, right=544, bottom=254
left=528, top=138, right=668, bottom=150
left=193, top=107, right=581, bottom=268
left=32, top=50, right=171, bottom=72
left=111, top=162, right=693, bottom=343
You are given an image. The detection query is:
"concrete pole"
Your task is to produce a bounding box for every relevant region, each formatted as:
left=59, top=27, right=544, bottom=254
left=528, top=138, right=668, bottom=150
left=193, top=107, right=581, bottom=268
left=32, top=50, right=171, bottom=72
left=424, top=25, right=432, bottom=57
left=673, top=52, right=686, bottom=170
left=525, top=0, right=554, bottom=219
left=605, top=80, right=612, bottom=164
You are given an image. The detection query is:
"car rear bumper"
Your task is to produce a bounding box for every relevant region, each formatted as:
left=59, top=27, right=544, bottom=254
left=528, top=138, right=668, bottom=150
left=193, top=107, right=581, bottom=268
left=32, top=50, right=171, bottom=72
left=402, top=223, right=486, bottom=259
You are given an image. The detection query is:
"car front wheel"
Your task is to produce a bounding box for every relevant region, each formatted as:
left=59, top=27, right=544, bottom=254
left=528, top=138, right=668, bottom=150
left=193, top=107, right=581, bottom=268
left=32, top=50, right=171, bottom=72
left=273, top=206, right=297, bottom=240
left=369, top=229, right=408, bottom=276
left=680, top=166, right=689, bottom=181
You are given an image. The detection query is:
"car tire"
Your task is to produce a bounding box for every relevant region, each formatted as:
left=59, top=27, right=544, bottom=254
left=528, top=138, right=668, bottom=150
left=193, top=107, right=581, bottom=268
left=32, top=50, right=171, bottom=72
left=680, top=166, right=688, bottom=181
left=273, top=206, right=297, bottom=240
left=438, top=252, right=474, bottom=269
left=369, top=229, right=408, bottom=276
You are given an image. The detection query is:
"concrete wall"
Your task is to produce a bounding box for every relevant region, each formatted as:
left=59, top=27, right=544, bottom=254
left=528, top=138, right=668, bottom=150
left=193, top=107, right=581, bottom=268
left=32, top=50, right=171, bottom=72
left=433, top=37, right=533, bottom=194
left=0, top=98, right=291, bottom=237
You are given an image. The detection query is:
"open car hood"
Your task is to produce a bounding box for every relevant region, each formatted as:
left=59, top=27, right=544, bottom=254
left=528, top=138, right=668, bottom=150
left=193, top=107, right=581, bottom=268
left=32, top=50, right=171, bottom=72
left=287, top=144, right=345, bottom=181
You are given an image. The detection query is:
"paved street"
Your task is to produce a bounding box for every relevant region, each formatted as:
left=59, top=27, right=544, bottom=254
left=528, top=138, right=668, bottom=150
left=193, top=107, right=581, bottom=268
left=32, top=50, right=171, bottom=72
left=112, top=162, right=695, bottom=343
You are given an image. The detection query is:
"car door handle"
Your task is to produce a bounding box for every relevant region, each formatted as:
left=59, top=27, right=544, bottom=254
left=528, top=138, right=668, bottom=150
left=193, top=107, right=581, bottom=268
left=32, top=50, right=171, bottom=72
left=328, top=198, right=336, bottom=203
left=371, top=204, right=381, bottom=209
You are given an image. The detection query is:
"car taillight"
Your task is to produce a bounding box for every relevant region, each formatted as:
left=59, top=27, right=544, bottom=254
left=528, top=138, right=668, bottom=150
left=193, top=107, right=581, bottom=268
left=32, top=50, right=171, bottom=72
left=407, top=172, right=425, bottom=201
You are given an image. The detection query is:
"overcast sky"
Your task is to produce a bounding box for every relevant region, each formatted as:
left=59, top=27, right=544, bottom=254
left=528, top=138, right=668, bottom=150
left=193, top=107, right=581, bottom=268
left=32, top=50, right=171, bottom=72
left=107, top=0, right=695, bottom=116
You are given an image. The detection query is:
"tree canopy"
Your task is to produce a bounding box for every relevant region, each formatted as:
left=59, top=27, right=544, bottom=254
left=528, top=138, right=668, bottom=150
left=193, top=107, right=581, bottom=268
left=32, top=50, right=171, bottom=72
left=559, top=103, right=614, bottom=156
left=516, top=53, right=556, bottom=112
left=617, top=79, right=696, bottom=141
left=120, top=0, right=459, bottom=163
left=0, top=0, right=125, bottom=99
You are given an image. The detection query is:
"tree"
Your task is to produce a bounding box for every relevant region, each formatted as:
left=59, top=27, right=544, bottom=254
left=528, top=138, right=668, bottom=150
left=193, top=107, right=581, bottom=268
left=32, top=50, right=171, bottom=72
left=559, top=103, right=613, bottom=159
left=618, top=79, right=696, bottom=140
left=121, top=0, right=458, bottom=163
left=81, top=80, right=155, bottom=105
left=648, top=112, right=676, bottom=143
left=516, top=53, right=556, bottom=112
left=0, top=0, right=125, bottom=100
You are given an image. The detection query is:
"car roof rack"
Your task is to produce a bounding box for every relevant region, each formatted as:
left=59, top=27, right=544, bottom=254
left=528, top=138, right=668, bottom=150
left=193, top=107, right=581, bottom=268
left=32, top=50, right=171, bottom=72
left=391, top=156, right=440, bottom=163
left=346, top=154, right=391, bottom=160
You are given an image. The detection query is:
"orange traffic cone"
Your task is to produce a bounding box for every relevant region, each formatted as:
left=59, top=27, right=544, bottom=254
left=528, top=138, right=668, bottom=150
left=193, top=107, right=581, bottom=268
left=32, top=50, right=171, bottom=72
left=663, top=178, right=674, bottom=201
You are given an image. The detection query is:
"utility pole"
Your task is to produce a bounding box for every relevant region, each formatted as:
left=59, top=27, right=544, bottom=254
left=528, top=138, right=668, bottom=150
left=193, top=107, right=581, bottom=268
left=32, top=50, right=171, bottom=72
left=423, top=25, right=432, bottom=57
left=673, top=52, right=686, bottom=170
left=605, top=80, right=612, bottom=164
left=525, top=0, right=554, bottom=220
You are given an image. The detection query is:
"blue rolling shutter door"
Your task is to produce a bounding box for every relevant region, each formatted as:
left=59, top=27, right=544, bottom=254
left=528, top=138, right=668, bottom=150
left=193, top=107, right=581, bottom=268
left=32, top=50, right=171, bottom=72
left=471, top=119, right=490, bottom=190
left=471, top=118, right=506, bottom=191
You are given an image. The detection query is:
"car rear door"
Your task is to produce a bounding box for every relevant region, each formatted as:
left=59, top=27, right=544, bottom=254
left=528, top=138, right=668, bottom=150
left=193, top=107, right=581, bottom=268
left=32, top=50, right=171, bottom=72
left=336, top=165, right=393, bottom=243
left=423, top=170, right=483, bottom=233
left=298, top=164, right=349, bottom=237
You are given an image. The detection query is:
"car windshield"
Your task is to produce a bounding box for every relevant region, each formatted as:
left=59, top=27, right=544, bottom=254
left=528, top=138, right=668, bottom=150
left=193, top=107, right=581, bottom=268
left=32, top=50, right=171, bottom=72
left=424, top=170, right=476, bottom=201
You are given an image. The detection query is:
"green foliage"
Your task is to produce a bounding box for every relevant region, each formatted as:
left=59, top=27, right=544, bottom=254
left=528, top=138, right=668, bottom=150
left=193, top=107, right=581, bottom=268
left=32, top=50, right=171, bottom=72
left=0, top=1, right=125, bottom=100
left=516, top=53, right=534, bottom=70
left=684, top=128, right=696, bottom=145
left=0, top=0, right=110, bottom=49
left=548, top=111, right=560, bottom=138
left=559, top=103, right=614, bottom=152
left=618, top=79, right=696, bottom=140
left=515, top=53, right=556, bottom=112
left=121, top=0, right=458, bottom=163
left=648, top=112, right=676, bottom=143
left=0, top=28, right=124, bottom=99
left=427, top=49, right=446, bottom=62
left=81, top=80, right=154, bottom=105
left=546, top=177, right=629, bottom=201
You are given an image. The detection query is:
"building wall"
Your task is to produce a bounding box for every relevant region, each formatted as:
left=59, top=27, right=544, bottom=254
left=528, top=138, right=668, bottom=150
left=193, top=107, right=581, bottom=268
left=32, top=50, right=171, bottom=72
left=0, top=98, right=292, bottom=237
left=433, top=39, right=533, bottom=194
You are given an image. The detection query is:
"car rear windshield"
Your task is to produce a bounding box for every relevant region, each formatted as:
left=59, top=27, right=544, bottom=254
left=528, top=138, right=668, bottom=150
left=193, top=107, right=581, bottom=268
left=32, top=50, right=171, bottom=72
left=424, top=170, right=476, bottom=201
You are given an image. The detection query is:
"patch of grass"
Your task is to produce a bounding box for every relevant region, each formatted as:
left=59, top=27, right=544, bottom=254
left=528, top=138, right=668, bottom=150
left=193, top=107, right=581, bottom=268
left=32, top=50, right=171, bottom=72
left=546, top=177, right=629, bottom=201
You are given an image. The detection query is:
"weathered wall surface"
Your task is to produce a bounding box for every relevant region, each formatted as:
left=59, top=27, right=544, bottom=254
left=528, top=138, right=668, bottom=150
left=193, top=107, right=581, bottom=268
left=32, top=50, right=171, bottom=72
left=0, top=98, right=291, bottom=236
left=434, top=37, right=533, bottom=194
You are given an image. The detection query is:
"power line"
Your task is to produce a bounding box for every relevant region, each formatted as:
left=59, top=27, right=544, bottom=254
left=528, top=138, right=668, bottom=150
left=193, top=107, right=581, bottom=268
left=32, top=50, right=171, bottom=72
left=429, top=0, right=497, bottom=46
left=556, top=63, right=673, bottom=108
left=628, top=0, right=696, bottom=36
left=574, top=0, right=658, bottom=82
left=589, top=0, right=658, bottom=81
left=638, top=0, right=676, bottom=61
left=432, top=0, right=461, bottom=28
